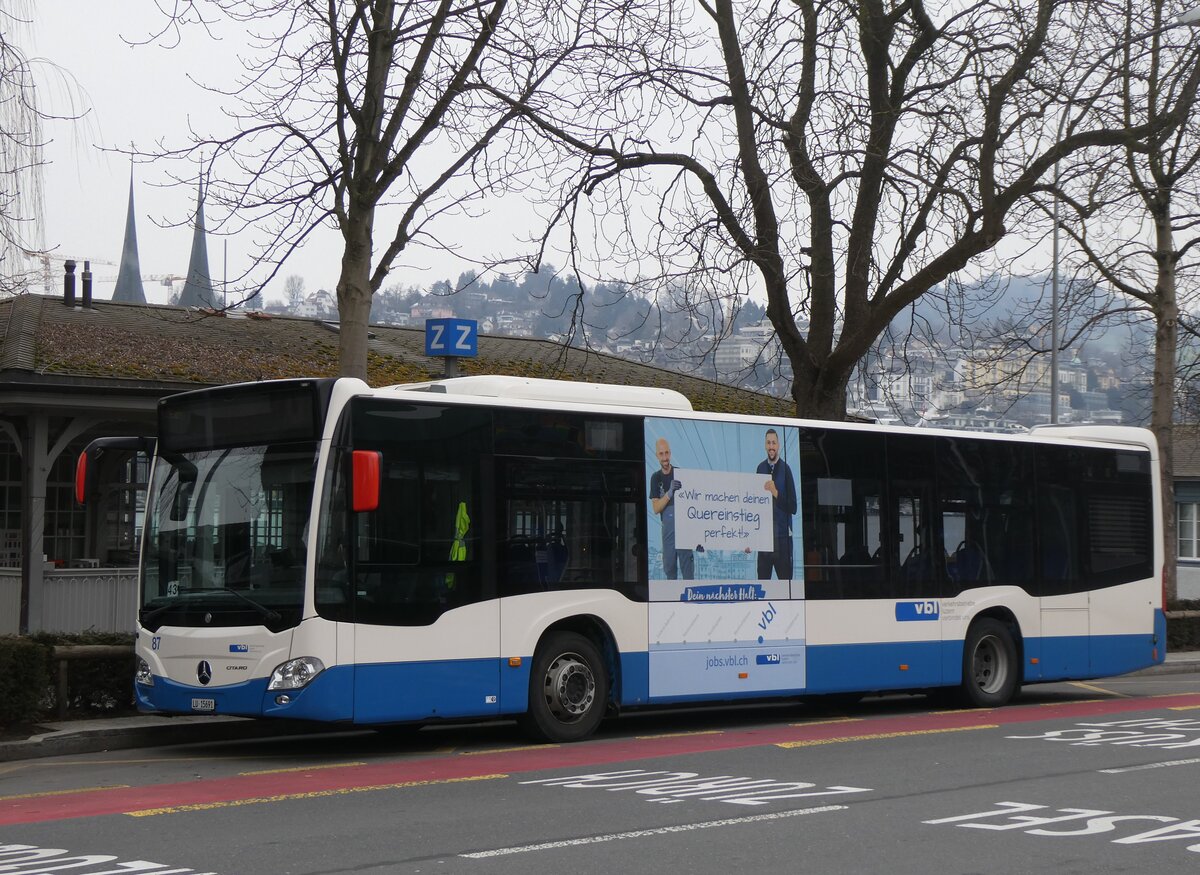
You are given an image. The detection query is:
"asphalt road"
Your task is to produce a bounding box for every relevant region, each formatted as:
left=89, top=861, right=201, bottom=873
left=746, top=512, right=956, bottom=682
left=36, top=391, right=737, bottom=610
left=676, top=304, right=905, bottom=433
left=3, top=670, right=1200, bottom=874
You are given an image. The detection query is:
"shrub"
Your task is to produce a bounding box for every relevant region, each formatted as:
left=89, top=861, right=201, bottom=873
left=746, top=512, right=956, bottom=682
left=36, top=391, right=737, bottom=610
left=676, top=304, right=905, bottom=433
left=29, top=631, right=137, bottom=718
left=1167, top=603, right=1200, bottom=651
left=0, top=636, right=50, bottom=727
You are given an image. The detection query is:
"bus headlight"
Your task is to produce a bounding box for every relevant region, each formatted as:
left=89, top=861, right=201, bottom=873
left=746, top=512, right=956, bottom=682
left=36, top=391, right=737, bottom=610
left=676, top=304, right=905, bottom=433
left=268, top=657, right=326, bottom=690
left=135, top=657, right=154, bottom=687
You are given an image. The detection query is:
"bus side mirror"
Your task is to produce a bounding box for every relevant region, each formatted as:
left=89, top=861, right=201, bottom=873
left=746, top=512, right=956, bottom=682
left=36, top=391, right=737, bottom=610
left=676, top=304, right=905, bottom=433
left=76, top=436, right=156, bottom=505
left=351, top=450, right=381, bottom=513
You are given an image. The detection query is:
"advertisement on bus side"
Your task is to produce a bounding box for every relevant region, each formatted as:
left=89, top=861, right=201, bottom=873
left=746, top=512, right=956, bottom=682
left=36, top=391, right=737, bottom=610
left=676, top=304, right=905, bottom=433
left=645, top=418, right=806, bottom=697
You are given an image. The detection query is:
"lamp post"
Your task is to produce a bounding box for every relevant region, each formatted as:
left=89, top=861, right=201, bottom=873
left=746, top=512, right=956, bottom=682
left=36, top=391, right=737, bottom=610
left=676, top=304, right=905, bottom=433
left=1051, top=145, right=1062, bottom=425
left=1049, top=9, right=1200, bottom=424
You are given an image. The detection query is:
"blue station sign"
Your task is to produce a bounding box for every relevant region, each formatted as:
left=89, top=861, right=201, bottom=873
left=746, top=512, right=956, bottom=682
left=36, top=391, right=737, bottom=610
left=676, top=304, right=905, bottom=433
left=424, top=318, right=478, bottom=358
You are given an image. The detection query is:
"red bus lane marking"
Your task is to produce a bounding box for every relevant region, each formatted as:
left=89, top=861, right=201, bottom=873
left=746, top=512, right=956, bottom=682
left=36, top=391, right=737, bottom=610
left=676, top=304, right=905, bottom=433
left=4, top=692, right=1200, bottom=826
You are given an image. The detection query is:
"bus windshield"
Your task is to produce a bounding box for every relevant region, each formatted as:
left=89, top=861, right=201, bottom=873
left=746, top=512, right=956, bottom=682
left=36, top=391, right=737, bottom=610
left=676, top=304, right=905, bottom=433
left=140, top=442, right=318, bottom=632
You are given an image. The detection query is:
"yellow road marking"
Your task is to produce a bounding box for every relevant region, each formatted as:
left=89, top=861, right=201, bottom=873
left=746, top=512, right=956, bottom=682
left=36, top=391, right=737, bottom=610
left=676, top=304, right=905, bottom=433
left=789, top=717, right=863, bottom=727
left=1068, top=681, right=1128, bottom=698
left=777, top=724, right=999, bottom=748
left=1042, top=698, right=1105, bottom=705
left=238, top=762, right=367, bottom=776
left=635, top=730, right=725, bottom=740
left=460, top=745, right=557, bottom=756
left=124, top=773, right=507, bottom=817
left=0, top=784, right=130, bottom=801
left=1168, top=705, right=1200, bottom=711
left=929, top=709, right=993, bottom=716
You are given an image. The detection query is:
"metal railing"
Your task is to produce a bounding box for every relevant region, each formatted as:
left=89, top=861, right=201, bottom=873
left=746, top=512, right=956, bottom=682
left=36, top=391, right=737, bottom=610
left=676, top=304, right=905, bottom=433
left=0, top=567, right=139, bottom=635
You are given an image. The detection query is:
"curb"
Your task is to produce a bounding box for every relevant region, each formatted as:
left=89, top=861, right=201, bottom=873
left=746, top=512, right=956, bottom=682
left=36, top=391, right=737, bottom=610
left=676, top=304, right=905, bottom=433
left=1126, top=658, right=1200, bottom=677
left=0, top=716, right=345, bottom=764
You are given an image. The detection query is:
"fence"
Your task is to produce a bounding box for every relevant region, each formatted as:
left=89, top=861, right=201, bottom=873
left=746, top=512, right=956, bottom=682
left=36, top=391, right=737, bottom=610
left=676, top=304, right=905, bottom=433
left=0, top=568, right=139, bottom=635
left=0, top=568, right=17, bottom=635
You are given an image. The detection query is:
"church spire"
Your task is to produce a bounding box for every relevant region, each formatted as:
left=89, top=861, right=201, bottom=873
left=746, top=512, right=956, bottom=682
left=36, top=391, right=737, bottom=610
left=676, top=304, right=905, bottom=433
left=178, top=175, right=216, bottom=309
left=111, top=165, right=147, bottom=303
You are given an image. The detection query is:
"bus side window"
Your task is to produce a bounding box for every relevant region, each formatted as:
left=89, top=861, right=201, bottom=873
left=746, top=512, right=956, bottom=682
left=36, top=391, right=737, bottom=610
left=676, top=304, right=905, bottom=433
left=1035, top=447, right=1083, bottom=595
left=497, top=457, right=643, bottom=600
left=801, top=430, right=885, bottom=599
left=887, top=434, right=940, bottom=599
left=936, top=437, right=1034, bottom=593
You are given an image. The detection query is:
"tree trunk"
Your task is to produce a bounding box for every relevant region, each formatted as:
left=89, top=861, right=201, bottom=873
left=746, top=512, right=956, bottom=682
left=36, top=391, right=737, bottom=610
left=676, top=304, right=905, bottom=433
left=1152, top=214, right=1179, bottom=605
left=336, top=212, right=375, bottom=381
left=792, top=360, right=850, bottom=421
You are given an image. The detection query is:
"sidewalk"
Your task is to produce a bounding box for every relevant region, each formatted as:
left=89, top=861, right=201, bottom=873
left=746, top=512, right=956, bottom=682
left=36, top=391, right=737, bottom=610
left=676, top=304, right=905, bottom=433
left=1129, top=649, right=1200, bottom=675
left=0, top=712, right=351, bottom=763
left=3, top=652, right=1198, bottom=763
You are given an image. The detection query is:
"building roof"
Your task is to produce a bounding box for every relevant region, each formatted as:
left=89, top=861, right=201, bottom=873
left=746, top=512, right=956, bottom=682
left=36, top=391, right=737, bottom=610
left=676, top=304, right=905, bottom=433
left=0, top=294, right=796, bottom=416
left=1175, top=425, right=1200, bottom=479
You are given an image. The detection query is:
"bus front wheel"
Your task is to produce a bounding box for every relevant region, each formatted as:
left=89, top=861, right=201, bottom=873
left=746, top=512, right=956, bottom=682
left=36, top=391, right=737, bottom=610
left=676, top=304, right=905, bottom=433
left=520, top=631, right=609, bottom=743
left=959, top=618, right=1019, bottom=708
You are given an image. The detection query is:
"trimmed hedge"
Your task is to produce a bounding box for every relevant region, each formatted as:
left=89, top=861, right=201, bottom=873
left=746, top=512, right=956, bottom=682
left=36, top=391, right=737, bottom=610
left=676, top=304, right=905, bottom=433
left=0, top=632, right=136, bottom=729
left=1168, top=600, right=1200, bottom=651
left=0, top=636, right=50, bottom=727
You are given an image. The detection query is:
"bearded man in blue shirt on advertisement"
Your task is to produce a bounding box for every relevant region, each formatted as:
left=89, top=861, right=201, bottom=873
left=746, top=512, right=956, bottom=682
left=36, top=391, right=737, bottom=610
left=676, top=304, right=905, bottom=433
left=756, top=428, right=797, bottom=580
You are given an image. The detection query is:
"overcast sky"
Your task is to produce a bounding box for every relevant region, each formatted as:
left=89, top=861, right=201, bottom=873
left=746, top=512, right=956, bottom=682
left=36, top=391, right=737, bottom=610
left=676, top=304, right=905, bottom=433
left=26, top=3, right=1068, bottom=311
left=29, top=3, right=522, bottom=306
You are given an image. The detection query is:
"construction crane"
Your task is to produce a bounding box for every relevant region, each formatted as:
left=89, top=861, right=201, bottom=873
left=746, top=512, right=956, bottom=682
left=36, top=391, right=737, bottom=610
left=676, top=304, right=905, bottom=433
left=145, top=274, right=186, bottom=288
left=95, top=273, right=186, bottom=287
left=35, top=253, right=116, bottom=293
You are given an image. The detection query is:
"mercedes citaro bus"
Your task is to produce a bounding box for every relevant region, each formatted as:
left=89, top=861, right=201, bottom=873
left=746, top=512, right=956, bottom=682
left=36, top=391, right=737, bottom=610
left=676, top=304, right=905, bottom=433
left=77, top=376, right=1165, bottom=742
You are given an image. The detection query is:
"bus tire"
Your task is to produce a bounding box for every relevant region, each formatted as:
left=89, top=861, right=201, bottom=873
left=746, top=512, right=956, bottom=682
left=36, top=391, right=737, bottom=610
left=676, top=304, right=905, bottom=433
left=959, top=618, right=1019, bottom=708
left=520, top=631, right=609, bottom=743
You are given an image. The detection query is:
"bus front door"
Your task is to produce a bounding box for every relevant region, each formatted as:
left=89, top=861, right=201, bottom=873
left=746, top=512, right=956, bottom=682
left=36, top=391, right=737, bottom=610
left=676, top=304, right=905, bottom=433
left=351, top=591, right=501, bottom=725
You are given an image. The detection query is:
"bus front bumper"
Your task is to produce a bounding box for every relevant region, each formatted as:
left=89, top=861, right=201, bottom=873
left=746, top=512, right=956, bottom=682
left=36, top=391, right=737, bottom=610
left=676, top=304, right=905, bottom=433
left=136, top=665, right=353, bottom=722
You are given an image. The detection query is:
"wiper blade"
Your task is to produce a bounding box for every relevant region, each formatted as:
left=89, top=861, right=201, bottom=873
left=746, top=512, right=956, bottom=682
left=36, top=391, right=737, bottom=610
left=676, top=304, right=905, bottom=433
left=140, top=587, right=282, bottom=625
left=140, top=599, right=179, bottom=626
left=197, top=587, right=282, bottom=623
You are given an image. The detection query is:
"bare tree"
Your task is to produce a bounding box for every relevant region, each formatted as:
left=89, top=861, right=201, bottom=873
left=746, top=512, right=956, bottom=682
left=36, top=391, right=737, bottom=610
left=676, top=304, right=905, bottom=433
left=147, top=0, right=602, bottom=378
left=1043, top=1, right=1200, bottom=602
left=283, top=273, right=306, bottom=310
left=0, top=2, right=49, bottom=293
left=502, top=0, right=1200, bottom=420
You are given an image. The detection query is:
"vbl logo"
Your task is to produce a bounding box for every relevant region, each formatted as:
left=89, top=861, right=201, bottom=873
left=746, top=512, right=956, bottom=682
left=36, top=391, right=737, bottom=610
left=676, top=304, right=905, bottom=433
left=756, top=602, right=779, bottom=644
left=758, top=602, right=778, bottom=631
left=896, top=600, right=940, bottom=621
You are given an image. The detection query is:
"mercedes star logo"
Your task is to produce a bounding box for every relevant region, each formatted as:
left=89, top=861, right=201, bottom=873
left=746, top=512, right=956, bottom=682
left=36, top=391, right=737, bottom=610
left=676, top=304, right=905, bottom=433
left=197, top=660, right=213, bottom=686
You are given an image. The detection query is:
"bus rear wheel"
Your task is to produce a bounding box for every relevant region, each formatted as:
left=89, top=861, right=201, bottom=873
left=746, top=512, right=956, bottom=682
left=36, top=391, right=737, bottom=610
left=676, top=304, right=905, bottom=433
left=520, top=631, right=608, bottom=743
left=959, top=618, right=1019, bottom=708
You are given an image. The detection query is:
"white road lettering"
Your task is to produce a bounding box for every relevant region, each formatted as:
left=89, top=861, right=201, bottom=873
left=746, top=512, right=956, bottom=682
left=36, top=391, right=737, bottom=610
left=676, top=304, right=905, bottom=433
left=521, top=769, right=871, bottom=807
left=1008, top=718, right=1200, bottom=750
left=0, top=844, right=215, bottom=874
left=925, top=801, right=1200, bottom=854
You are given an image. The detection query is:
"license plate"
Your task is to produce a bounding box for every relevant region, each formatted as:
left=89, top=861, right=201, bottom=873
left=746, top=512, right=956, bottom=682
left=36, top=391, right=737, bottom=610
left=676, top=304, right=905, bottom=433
left=191, top=698, right=216, bottom=712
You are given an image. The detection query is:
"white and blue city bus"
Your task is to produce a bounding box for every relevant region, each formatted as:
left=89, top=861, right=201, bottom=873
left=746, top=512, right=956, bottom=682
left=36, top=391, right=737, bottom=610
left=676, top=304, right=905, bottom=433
left=78, top=375, right=1165, bottom=743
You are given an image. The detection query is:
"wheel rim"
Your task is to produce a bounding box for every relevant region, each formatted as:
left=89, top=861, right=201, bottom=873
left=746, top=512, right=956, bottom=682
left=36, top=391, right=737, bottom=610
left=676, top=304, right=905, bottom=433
left=971, top=633, right=1008, bottom=694
left=542, top=651, right=596, bottom=723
